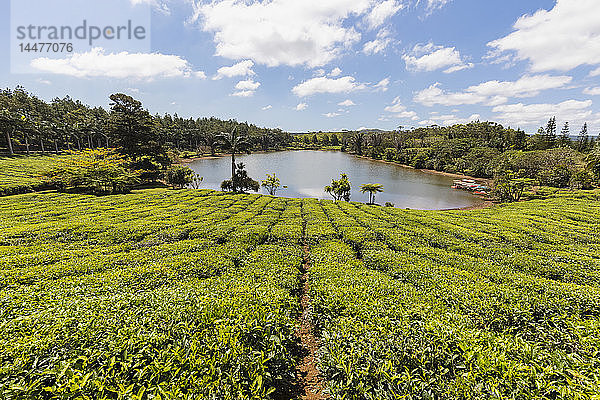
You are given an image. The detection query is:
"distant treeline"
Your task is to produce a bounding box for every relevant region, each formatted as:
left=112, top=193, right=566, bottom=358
left=293, top=121, right=599, bottom=191
left=0, top=86, right=293, bottom=157
left=2, top=87, right=599, bottom=194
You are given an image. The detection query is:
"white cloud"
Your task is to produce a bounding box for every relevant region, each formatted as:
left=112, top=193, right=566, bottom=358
left=292, top=75, right=367, bottom=97
left=35, top=78, right=52, bottom=85
left=424, top=0, right=452, bottom=13
left=492, top=100, right=593, bottom=127
left=488, top=0, right=600, bottom=72
left=262, top=105, right=273, bottom=110
left=213, top=60, right=255, bottom=80
left=363, top=29, right=393, bottom=55
left=366, top=0, right=403, bottom=29
left=296, top=103, right=308, bottom=111
left=374, top=77, right=390, bottom=92
left=414, top=74, right=572, bottom=106
left=584, top=87, right=600, bottom=96
left=233, top=79, right=260, bottom=97
left=30, top=48, right=204, bottom=80
left=329, top=67, right=342, bottom=77
left=443, top=64, right=473, bottom=74
left=235, top=79, right=261, bottom=90
left=192, top=0, right=374, bottom=67
left=231, top=90, right=255, bottom=97
left=130, top=0, right=170, bottom=14
left=403, top=42, right=473, bottom=73
left=384, top=96, right=418, bottom=119
left=425, top=113, right=481, bottom=126
left=324, top=112, right=341, bottom=118
left=590, top=67, right=600, bottom=77
left=338, top=99, right=356, bottom=106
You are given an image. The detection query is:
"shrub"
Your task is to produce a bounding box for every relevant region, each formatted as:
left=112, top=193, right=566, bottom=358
left=166, top=165, right=195, bottom=189
left=221, top=163, right=259, bottom=193
left=570, top=170, right=594, bottom=190
left=43, top=149, right=139, bottom=195
left=538, top=165, right=572, bottom=188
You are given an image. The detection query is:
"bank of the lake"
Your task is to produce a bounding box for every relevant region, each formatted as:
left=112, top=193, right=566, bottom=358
left=185, top=150, right=487, bottom=210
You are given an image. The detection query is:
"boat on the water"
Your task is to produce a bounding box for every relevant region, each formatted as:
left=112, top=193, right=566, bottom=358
left=452, top=179, right=490, bottom=196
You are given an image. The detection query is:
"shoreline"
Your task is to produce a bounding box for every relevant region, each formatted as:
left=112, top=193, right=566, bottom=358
left=180, top=149, right=494, bottom=211
left=350, top=154, right=491, bottom=184
left=182, top=149, right=490, bottom=183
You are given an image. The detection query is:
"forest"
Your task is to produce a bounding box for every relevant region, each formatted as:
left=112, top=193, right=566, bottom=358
left=1, top=87, right=600, bottom=202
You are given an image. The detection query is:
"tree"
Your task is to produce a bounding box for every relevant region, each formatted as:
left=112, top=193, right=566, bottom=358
left=221, top=163, right=259, bottom=193
left=324, top=173, right=351, bottom=202
left=577, top=123, right=589, bottom=152
left=543, top=116, right=557, bottom=148
left=166, top=165, right=195, bottom=189
left=202, top=131, right=219, bottom=156
left=217, top=127, right=252, bottom=193
left=492, top=172, right=534, bottom=203
left=108, top=93, right=169, bottom=171
left=350, top=132, right=365, bottom=155
left=559, top=122, right=570, bottom=147
left=360, top=183, right=384, bottom=204
left=261, top=173, right=281, bottom=196
left=587, top=144, right=600, bottom=182
left=331, top=134, right=339, bottom=146
left=43, top=148, right=139, bottom=194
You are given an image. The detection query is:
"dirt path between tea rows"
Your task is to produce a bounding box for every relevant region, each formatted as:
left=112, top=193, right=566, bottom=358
left=294, top=244, right=327, bottom=400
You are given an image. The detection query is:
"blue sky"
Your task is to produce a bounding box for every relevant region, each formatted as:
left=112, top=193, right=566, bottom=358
left=2, top=0, right=599, bottom=134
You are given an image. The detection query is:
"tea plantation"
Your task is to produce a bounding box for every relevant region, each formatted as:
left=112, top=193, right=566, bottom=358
left=1, top=189, right=599, bottom=399
left=0, top=156, right=61, bottom=196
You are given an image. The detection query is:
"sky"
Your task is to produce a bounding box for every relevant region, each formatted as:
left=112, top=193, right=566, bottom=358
left=1, top=0, right=600, bottom=134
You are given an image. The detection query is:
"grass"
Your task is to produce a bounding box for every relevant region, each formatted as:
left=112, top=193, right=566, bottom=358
left=0, top=189, right=599, bottom=398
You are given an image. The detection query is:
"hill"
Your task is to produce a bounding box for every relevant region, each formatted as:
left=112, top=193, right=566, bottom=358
left=1, top=190, right=600, bottom=398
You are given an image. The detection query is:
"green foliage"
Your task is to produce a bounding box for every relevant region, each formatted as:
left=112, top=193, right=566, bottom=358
left=221, top=163, right=259, bottom=193
left=0, top=87, right=291, bottom=158
left=324, top=173, right=351, bottom=202
left=261, top=173, right=281, bottom=196
left=360, top=183, right=384, bottom=204
left=0, top=155, right=61, bottom=196
left=0, top=190, right=304, bottom=399
left=1, top=187, right=600, bottom=398
left=492, top=173, right=535, bottom=202
left=109, top=93, right=169, bottom=173
left=165, top=165, right=195, bottom=189
left=43, top=148, right=139, bottom=195
left=306, top=197, right=600, bottom=399
left=494, top=147, right=587, bottom=189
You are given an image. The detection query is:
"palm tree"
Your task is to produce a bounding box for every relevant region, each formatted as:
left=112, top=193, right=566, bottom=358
left=360, top=183, right=384, bottom=204
left=350, top=132, right=365, bottom=155
left=202, top=131, right=219, bottom=156
left=217, top=127, right=252, bottom=192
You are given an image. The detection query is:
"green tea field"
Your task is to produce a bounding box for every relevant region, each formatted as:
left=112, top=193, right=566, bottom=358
left=1, top=189, right=600, bottom=399
left=0, top=156, right=61, bottom=196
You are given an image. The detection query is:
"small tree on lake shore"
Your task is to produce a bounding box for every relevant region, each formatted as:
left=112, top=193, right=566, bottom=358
left=325, top=173, right=351, bottom=202
left=221, top=163, right=259, bottom=193
left=217, top=127, right=252, bottom=193
left=166, top=165, right=196, bottom=189
left=360, top=183, right=384, bottom=204
left=262, top=173, right=281, bottom=195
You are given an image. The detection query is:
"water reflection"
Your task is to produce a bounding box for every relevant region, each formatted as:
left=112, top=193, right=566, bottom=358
left=187, top=150, right=483, bottom=210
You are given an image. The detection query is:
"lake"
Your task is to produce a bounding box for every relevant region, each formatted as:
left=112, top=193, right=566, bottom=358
left=187, top=150, right=484, bottom=210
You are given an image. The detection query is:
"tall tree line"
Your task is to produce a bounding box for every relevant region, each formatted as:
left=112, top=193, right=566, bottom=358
left=0, top=87, right=292, bottom=156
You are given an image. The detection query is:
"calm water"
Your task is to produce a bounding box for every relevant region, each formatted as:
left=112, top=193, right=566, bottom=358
left=187, top=150, right=483, bottom=210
